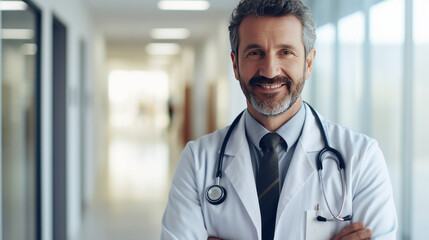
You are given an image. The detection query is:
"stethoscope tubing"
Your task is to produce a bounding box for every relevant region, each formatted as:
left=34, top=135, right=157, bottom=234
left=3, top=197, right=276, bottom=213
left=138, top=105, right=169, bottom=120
left=318, top=169, right=348, bottom=221
left=207, top=103, right=352, bottom=222
left=215, top=110, right=245, bottom=180
left=306, top=103, right=351, bottom=222
left=206, top=110, right=244, bottom=205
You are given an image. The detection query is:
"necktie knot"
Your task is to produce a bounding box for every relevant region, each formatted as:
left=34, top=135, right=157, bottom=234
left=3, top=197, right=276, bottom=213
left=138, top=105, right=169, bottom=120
left=259, top=132, right=282, bottom=150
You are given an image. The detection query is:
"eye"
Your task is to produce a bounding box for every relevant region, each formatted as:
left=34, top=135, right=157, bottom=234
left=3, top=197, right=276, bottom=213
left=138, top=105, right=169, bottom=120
left=281, top=50, right=292, bottom=55
left=248, top=50, right=261, bottom=56
left=246, top=49, right=265, bottom=58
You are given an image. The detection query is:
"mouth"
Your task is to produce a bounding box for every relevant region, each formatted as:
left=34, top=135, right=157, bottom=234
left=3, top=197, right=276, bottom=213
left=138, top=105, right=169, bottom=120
left=257, top=83, right=285, bottom=89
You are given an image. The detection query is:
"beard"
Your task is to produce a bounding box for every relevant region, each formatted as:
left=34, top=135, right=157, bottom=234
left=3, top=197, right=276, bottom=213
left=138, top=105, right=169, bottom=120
left=238, top=74, right=305, bottom=117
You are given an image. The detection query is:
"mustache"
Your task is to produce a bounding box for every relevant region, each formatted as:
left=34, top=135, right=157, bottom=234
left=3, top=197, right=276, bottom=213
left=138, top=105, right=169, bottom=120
left=249, top=75, right=292, bottom=88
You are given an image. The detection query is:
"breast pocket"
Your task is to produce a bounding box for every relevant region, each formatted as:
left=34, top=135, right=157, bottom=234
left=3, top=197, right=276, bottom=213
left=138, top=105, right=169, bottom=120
left=306, top=209, right=351, bottom=240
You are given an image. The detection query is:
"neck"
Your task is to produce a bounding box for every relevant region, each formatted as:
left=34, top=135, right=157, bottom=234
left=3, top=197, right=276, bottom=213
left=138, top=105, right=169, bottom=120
left=247, top=97, right=302, bottom=132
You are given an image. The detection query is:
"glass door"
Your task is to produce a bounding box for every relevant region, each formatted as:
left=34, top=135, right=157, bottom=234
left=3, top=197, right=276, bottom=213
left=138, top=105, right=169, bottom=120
left=1, top=0, right=41, bottom=239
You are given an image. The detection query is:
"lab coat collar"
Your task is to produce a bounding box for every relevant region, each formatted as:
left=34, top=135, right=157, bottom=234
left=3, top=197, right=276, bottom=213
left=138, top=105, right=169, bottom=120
left=222, top=110, right=248, bottom=157
left=300, top=103, right=325, bottom=153
left=223, top=104, right=324, bottom=155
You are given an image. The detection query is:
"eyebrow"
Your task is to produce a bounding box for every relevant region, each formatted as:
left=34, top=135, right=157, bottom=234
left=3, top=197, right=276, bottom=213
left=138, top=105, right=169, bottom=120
left=241, top=44, right=263, bottom=54
left=240, top=43, right=300, bottom=54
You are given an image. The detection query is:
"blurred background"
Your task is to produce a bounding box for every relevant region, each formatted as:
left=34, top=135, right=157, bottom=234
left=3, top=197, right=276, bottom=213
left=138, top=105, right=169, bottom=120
left=0, top=0, right=428, bottom=239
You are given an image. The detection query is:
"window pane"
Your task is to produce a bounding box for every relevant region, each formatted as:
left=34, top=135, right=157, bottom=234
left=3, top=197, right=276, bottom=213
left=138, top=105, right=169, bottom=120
left=369, top=0, right=404, bottom=235
left=413, top=0, right=429, bottom=238
left=1, top=1, right=39, bottom=239
left=310, top=24, right=335, bottom=120
left=338, top=12, right=364, bottom=131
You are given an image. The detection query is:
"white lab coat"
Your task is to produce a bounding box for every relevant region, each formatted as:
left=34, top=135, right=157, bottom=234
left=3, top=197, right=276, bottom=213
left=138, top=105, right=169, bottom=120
left=161, top=104, right=397, bottom=240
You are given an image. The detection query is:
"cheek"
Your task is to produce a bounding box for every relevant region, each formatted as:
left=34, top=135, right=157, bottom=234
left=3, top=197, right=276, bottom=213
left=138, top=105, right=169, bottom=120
left=238, top=62, right=259, bottom=78
left=281, top=60, right=306, bottom=79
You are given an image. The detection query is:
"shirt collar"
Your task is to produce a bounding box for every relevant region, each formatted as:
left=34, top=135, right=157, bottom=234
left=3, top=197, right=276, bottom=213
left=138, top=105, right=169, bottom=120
left=245, top=103, right=306, bottom=151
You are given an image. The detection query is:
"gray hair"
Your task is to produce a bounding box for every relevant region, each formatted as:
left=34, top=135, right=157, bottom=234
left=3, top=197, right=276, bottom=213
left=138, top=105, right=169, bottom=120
left=228, top=0, right=316, bottom=57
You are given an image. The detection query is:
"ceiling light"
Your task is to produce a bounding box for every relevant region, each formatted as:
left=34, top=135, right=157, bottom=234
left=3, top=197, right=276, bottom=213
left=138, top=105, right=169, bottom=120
left=146, top=43, right=181, bottom=55
left=1, top=29, right=34, bottom=40
left=158, top=1, right=210, bottom=11
left=0, top=1, right=27, bottom=11
left=150, top=28, right=190, bottom=40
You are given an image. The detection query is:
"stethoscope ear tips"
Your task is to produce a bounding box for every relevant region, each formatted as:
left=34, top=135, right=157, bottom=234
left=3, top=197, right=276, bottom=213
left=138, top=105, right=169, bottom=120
left=206, top=185, right=227, bottom=205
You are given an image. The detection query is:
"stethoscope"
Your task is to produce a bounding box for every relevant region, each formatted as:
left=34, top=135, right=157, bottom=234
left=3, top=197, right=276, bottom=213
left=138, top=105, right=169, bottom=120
left=205, top=102, right=352, bottom=222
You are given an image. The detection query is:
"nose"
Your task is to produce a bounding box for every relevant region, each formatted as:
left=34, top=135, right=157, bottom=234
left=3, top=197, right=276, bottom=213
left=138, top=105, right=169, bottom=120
left=259, top=54, right=281, bottom=79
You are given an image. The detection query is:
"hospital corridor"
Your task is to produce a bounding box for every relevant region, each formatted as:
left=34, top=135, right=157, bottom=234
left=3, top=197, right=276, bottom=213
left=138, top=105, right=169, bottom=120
left=1, top=0, right=429, bottom=239
left=74, top=69, right=176, bottom=240
left=75, top=114, right=172, bottom=239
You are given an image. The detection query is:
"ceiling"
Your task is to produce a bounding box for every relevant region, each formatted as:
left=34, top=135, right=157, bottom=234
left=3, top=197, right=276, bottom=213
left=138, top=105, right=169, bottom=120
left=85, top=0, right=241, bottom=45
left=83, top=0, right=314, bottom=68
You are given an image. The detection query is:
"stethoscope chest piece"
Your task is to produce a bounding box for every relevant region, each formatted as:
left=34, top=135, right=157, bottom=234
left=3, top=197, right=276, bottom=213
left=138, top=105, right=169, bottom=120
left=206, top=184, right=227, bottom=205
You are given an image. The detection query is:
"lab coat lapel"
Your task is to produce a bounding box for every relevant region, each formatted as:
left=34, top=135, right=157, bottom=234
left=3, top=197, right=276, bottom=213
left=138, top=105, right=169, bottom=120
left=223, top=112, right=261, bottom=238
left=276, top=141, right=314, bottom=219
left=276, top=104, right=324, bottom=221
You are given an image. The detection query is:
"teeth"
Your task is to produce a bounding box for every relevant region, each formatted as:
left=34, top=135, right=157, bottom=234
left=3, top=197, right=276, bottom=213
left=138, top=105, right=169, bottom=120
left=260, top=84, right=282, bottom=89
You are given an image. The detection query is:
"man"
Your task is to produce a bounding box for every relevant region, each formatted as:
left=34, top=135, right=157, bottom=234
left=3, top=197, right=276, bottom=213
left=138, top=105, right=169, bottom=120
left=161, top=0, right=397, bottom=239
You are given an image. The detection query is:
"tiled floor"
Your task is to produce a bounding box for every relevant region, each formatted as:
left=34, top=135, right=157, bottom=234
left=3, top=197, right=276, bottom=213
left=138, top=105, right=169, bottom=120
left=76, top=127, right=180, bottom=240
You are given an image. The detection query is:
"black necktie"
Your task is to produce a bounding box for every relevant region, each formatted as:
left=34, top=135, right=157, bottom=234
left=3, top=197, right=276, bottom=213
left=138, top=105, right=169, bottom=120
left=257, top=132, right=283, bottom=240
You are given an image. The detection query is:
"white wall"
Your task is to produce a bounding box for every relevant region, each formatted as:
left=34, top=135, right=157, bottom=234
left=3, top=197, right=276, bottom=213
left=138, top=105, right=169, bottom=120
left=0, top=8, right=3, bottom=240
left=192, top=41, right=210, bottom=138
left=26, top=0, right=98, bottom=239
left=191, top=19, right=246, bottom=138
left=214, top=18, right=246, bottom=126
left=91, top=30, right=107, bottom=210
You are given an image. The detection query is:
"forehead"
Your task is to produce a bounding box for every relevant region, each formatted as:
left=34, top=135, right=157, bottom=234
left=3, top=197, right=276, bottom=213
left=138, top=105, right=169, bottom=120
left=238, top=15, right=304, bottom=51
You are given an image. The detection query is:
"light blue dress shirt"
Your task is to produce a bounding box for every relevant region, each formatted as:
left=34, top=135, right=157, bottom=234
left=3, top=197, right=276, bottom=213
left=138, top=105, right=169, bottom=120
left=244, top=103, right=306, bottom=190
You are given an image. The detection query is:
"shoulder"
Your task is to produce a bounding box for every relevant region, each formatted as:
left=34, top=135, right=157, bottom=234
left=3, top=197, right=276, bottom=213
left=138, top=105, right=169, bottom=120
left=179, top=126, right=231, bottom=170
left=303, top=104, right=378, bottom=157
left=187, top=110, right=246, bottom=153
left=323, top=120, right=387, bottom=177
left=324, top=120, right=376, bottom=151
left=186, top=126, right=230, bottom=153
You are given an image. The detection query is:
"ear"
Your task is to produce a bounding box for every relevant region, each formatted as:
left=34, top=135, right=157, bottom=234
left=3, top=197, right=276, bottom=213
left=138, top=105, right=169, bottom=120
left=304, top=49, right=316, bottom=80
left=231, top=51, right=240, bottom=80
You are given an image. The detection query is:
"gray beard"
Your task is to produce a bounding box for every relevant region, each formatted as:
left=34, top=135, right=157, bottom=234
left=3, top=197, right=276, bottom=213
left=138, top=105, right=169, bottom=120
left=248, top=90, right=298, bottom=116
left=239, top=76, right=305, bottom=117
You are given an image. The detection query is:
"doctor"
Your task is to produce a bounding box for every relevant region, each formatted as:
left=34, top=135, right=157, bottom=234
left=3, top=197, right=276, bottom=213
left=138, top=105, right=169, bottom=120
left=161, top=0, right=397, bottom=239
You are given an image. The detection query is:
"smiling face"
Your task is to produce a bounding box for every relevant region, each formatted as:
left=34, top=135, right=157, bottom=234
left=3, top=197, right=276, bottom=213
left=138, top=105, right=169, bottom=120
left=231, top=15, right=315, bottom=117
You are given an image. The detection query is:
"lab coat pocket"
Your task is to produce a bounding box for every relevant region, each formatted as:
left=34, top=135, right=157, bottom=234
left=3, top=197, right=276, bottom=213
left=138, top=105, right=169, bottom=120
left=305, top=210, right=350, bottom=240
left=305, top=210, right=331, bottom=240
